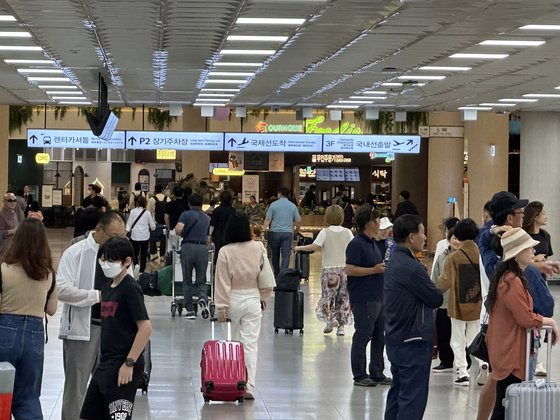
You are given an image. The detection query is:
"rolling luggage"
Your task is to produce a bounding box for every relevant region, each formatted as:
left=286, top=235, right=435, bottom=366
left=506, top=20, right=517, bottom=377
left=275, top=268, right=301, bottom=292
left=295, top=252, right=311, bottom=281
left=137, top=341, right=152, bottom=394
left=274, top=290, right=304, bottom=335
left=200, top=319, right=247, bottom=403
left=504, top=327, right=560, bottom=419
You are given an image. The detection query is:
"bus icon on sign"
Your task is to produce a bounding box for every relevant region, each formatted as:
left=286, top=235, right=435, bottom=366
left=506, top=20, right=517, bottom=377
left=43, top=136, right=51, bottom=145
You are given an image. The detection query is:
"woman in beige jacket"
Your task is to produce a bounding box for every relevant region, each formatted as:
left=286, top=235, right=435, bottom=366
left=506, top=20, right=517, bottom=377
left=215, top=212, right=273, bottom=400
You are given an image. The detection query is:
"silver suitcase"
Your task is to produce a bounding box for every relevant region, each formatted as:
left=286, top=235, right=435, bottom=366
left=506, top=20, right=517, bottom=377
left=504, top=326, right=560, bottom=420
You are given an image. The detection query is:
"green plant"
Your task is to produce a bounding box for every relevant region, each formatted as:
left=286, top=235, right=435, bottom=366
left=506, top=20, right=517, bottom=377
left=353, top=110, right=364, bottom=123
left=9, top=105, right=34, bottom=134
left=262, top=109, right=269, bottom=120
left=112, top=107, right=122, bottom=118
left=53, top=106, right=68, bottom=120
left=248, top=109, right=260, bottom=117
left=147, top=107, right=177, bottom=130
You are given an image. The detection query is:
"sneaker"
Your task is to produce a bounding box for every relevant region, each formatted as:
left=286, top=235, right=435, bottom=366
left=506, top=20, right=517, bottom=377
left=198, top=298, right=210, bottom=319
left=353, top=378, right=377, bottom=387
left=150, top=254, right=159, bottom=261
left=183, top=311, right=196, bottom=320
left=244, top=391, right=255, bottom=400
left=454, top=376, right=470, bottom=386
left=133, top=264, right=140, bottom=278
left=323, top=320, right=339, bottom=334
left=535, top=362, right=547, bottom=377
left=336, top=326, right=345, bottom=336
left=371, top=376, right=392, bottom=386
left=477, top=363, right=489, bottom=386
left=432, top=364, right=454, bottom=373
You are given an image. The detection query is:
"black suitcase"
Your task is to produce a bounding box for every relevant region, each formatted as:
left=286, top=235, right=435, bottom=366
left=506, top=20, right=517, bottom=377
left=274, top=290, right=304, bottom=335
left=295, top=252, right=311, bottom=281
left=137, top=341, right=152, bottom=394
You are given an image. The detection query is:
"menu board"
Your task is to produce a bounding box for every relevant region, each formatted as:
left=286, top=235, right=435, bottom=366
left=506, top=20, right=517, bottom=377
left=344, top=168, right=360, bottom=182
left=329, top=167, right=345, bottom=181
left=316, top=168, right=331, bottom=181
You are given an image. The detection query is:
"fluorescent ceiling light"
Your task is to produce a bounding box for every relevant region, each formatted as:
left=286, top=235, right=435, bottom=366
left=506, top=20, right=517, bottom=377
left=326, top=105, right=359, bottom=109
left=199, top=93, right=236, bottom=97
left=204, top=79, right=247, bottom=84
left=5, top=59, right=54, bottom=64
left=350, top=96, right=387, bottom=100
left=214, top=62, right=263, bottom=67
left=0, top=16, right=16, bottom=21
left=201, top=88, right=240, bottom=92
left=38, top=85, right=77, bottom=89
left=26, top=77, right=70, bottom=81
left=58, top=101, right=92, bottom=105
left=398, top=75, right=446, bottom=80
left=362, top=90, right=386, bottom=94
left=46, top=91, right=83, bottom=95
left=458, top=106, right=492, bottom=110
left=17, top=68, right=64, bottom=74
left=480, top=103, right=516, bottom=106
left=499, top=98, right=538, bottom=102
left=381, top=82, right=402, bottom=86
left=450, top=53, right=509, bottom=59
left=227, top=35, right=288, bottom=42
left=0, top=32, right=31, bottom=38
left=520, top=25, right=560, bottom=30
left=195, top=98, right=231, bottom=102
left=219, top=49, right=276, bottom=55
left=236, top=18, right=305, bottom=25
left=479, top=40, right=545, bottom=46
left=193, top=103, right=226, bottom=107
left=208, top=71, right=255, bottom=77
left=419, top=66, right=471, bottom=71
left=338, top=100, right=374, bottom=104
left=524, top=93, right=560, bottom=98
left=0, top=46, right=42, bottom=51
left=51, top=96, right=87, bottom=100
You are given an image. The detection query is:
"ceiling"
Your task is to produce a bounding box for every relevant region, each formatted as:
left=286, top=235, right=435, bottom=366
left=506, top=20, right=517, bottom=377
left=2, top=0, right=560, bottom=111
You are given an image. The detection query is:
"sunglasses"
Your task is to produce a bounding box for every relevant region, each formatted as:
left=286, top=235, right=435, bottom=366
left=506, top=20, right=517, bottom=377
left=5, top=199, right=16, bottom=203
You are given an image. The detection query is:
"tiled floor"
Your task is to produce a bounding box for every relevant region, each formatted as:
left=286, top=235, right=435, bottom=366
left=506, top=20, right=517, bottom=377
left=39, top=229, right=560, bottom=419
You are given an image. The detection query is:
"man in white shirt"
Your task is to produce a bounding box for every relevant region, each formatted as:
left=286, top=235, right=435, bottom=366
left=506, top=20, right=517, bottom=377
left=57, top=212, right=127, bottom=420
left=431, top=217, right=459, bottom=278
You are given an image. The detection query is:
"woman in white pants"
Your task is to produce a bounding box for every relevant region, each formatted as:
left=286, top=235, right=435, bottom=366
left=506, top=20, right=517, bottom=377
left=438, top=219, right=484, bottom=386
left=215, top=212, right=273, bottom=400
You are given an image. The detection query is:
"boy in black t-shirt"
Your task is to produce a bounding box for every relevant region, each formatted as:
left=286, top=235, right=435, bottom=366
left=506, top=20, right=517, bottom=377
left=80, top=237, right=152, bottom=420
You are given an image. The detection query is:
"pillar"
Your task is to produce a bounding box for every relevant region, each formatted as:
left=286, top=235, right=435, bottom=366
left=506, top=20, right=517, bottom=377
left=426, top=112, right=464, bottom=251
left=0, top=106, right=9, bottom=194
left=464, top=112, right=508, bottom=224
left=181, top=107, right=210, bottom=180
left=520, top=112, right=560, bottom=259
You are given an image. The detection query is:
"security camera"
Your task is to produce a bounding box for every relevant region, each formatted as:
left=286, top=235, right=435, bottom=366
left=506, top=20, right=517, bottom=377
left=271, top=105, right=280, bottom=113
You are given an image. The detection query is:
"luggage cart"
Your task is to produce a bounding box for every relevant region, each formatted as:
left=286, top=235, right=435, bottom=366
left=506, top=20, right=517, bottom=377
left=170, top=239, right=215, bottom=318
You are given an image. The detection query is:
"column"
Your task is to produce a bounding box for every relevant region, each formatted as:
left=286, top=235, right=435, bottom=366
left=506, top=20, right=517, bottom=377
left=0, top=106, right=9, bottom=194
left=464, top=112, right=508, bottom=223
left=182, top=106, right=210, bottom=180
left=520, top=112, right=560, bottom=259
left=426, top=112, right=464, bottom=252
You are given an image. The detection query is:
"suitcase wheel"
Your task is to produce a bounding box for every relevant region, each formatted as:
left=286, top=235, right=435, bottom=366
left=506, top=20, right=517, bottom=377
left=237, top=397, right=244, bottom=404
left=300, top=329, right=304, bottom=335
left=204, top=397, right=210, bottom=403
left=171, top=303, right=177, bottom=317
left=274, top=328, right=279, bottom=334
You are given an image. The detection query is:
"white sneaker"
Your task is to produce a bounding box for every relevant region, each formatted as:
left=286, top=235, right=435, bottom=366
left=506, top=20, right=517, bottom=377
left=535, top=362, right=547, bottom=377
left=477, top=363, right=488, bottom=386
left=336, top=326, right=345, bottom=336
left=133, top=264, right=140, bottom=277
left=323, top=320, right=338, bottom=334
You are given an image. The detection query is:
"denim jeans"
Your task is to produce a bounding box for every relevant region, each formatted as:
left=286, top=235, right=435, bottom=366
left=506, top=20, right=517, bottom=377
left=268, top=231, right=292, bottom=277
left=0, top=314, right=45, bottom=420
left=350, top=300, right=385, bottom=381
left=180, top=243, right=209, bottom=311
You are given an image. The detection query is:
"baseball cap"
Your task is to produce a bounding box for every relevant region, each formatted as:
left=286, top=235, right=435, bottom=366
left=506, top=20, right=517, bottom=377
left=490, top=191, right=528, bottom=217
left=379, top=217, right=393, bottom=230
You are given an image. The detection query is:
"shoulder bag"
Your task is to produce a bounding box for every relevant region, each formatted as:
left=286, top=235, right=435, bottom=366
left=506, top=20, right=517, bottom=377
left=127, top=209, right=147, bottom=239
left=257, top=245, right=276, bottom=290
left=468, top=308, right=489, bottom=363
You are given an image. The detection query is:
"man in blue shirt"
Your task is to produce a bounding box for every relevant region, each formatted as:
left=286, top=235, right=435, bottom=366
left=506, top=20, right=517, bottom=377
left=384, top=214, right=443, bottom=420
left=264, top=187, right=301, bottom=276
left=345, top=208, right=389, bottom=387
left=175, top=194, right=211, bottom=320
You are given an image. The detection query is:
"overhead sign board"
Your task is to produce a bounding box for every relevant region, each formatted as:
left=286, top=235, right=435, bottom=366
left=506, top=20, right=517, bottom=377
left=27, top=129, right=125, bottom=149
left=323, top=134, right=421, bottom=154
left=224, top=132, right=322, bottom=152
left=126, top=131, right=223, bottom=151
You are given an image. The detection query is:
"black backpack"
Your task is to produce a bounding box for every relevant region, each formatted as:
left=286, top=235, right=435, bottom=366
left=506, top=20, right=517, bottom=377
left=275, top=268, right=301, bottom=292
left=153, top=195, right=167, bottom=224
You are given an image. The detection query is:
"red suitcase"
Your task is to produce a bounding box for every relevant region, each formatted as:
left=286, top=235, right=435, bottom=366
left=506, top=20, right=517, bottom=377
left=200, top=319, right=247, bottom=403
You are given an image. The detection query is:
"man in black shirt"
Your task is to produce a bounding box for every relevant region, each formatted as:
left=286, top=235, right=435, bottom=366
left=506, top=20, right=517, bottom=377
left=82, top=184, right=108, bottom=212
left=209, top=190, right=236, bottom=263
left=393, top=190, right=419, bottom=220
left=301, top=184, right=317, bottom=209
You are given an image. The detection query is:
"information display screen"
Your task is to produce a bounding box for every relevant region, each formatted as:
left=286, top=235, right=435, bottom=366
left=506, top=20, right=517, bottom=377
left=344, top=168, right=360, bottom=182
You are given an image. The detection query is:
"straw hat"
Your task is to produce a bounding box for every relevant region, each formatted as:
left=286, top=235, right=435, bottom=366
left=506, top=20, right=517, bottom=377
left=501, top=227, right=540, bottom=261
left=379, top=217, right=393, bottom=230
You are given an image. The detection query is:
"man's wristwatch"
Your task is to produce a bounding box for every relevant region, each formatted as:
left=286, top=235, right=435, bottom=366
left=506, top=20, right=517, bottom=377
left=125, top=358, right=136, bottom=367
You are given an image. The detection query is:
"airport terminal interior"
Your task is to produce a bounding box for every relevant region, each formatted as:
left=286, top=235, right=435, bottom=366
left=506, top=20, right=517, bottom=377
left=2, top=0, right=560, bottom=419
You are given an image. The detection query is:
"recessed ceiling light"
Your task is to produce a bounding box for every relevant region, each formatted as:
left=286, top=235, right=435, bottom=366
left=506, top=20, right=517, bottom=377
left=26, top=77, right=70, bottom=81
left=46, top=91, right=83, bottom=95
left=0, top=32, right=31, bottom=38
left=361, top=90, right=386, bottom=94
left=450, top=53, right=509, bottom=59
left=419, top=66, right=472, bottom=71
left=236, top=18, right=305, bottom=25
left=350, top=96, right=387, bottom=100
left=0, top=46, right=43, bottom=51
left=520, top=25, right=560, bottom=30
left=38, top=85, right=77, bottom=89
left=17, top=68, right=64, bottom=74
left=195, top=98, right=231, bottom=102
left=480, top=103, right=516, bottom=106
left=458, top=106, right=492, bottom=110
left=326, top=105, right=359, bottom=109
left=219, top=49, right=276, bottom=55
left=499, top=98, right=538, bottom=102
left=201, top=88, right=240, bottom=92
left=0, top=16, right=16, bottom=22
left=524, top=93, right=560, bottom=98
left=58, top=101, right=92, bottom=105
left=338, top=100, right=374, bottom=104
left=5, top=59, right=54, bottom=64
left=479, top=40, right=545, bottom=46
left=227, top=35, right=289, bottom=42
left=204, top=79, right=247, bottom=84
left=381, top=82, right=402, bottom=86
left=199, top=93, right=236, bottom=97
left=398, top=75, right=446, bottom=80
left=214, top=62, right=263, bottom=67
left=51, top=96, right=87, bottom=100
left=208, top=71, right=255, bottom=77
left=193, top=103, right=227, bottom=107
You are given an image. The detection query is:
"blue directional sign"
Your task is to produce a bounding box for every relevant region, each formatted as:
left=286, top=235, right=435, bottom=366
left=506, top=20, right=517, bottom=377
left=224, top=133, right=322, bottom=152
left=27, top=129, right=126, bottom=149
left=125, top=131, right=223, bottom=150
left=323, top=134, right=421, bottom=154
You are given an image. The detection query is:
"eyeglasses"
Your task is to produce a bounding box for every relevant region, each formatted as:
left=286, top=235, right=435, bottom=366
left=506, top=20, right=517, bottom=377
left=100, top=227, right=126, bottom=239
left=514, top=210, right=524, bottom=215
left=5, top=199, right=16, bottom=203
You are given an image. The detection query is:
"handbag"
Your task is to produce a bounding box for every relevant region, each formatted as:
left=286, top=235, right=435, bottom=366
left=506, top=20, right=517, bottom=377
left=468, top=309, right=489, bottom=363
left=127, top=209, right=147, bottom=239
left=257, top=245, right=276, bottom=290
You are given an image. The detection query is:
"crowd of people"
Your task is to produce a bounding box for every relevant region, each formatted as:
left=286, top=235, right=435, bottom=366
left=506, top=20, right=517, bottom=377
left=0, top=179, right=558, bottom=420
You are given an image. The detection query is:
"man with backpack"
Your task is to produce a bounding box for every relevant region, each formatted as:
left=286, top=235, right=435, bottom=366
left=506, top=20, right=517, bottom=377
left=147, top=184, right=170, bottom=262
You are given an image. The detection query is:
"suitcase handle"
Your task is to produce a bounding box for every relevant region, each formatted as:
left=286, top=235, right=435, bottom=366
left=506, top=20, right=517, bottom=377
left=211, top=318, right=232, bottom=341
left=526, top=326, right=553, bottom=381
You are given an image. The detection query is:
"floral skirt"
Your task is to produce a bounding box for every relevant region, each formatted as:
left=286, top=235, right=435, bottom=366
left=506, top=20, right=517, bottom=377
left=315, top=267, right=353, bottom=326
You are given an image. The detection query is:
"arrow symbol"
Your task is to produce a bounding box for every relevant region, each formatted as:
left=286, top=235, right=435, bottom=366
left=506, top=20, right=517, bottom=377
left=406, top=139, right=413, bottom=145
left=30, top=134, right=38, bottom=144
left=128, top=136, right=136, bottom=145
left=227, top=137, right=237, bottom=146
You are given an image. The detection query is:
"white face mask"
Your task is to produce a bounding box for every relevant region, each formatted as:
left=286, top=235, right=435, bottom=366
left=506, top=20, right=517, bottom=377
left=99, top=260, right=124, bottom=279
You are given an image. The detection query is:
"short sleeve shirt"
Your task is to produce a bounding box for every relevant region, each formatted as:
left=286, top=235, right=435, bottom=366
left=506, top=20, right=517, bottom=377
left=165, top=199, right=187, bottom=230
left=345, top=232, right=384, bottom=303
left=210, top=205, right=237, bottom=245
left=266, top=198, right=301, bottom=233
left=178, top=209, right=210, bottom=243
left=530, top=230, right=553, bottom=258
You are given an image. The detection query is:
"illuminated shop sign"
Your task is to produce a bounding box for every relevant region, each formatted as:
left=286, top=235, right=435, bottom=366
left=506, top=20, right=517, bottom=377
left=255, top=116, right=363, bottom=134
left=312, top=154, right=351, bottom=163
left=299, top=166, right=316, bottom=178
left=372, top=169, right=389, bottom=181
left=213, top=168, right=245, bottom=176
left=35, top=153, right=50, bottom=164
left=156, top=149, right=177, bottom=160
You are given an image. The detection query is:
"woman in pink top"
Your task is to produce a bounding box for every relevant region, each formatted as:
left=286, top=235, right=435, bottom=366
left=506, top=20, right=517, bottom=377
left=215, top=213, right=273, bottom=400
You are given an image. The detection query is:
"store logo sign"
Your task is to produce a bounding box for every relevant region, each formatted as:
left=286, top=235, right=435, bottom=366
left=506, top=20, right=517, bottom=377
left=255, top=116, right=363, bottom=134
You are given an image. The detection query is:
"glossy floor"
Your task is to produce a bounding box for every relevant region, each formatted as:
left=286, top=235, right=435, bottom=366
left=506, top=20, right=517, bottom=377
left=39, top=229, right=560, bottom=420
